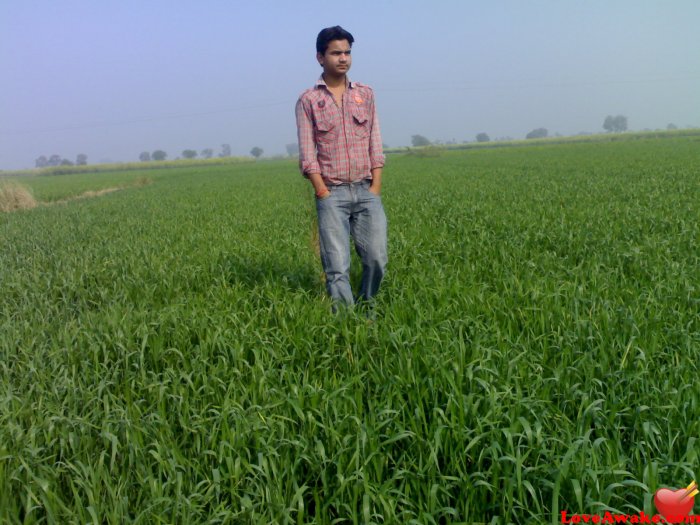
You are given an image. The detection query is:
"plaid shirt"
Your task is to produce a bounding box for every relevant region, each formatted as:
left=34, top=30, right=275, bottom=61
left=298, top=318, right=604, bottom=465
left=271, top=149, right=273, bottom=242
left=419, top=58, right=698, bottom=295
left=295, top=77, right=385, bottom=185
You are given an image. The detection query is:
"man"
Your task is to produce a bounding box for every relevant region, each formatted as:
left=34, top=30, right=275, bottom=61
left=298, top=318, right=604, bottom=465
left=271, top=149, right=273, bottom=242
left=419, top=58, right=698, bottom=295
left=295, top=25, right=388, bottom=311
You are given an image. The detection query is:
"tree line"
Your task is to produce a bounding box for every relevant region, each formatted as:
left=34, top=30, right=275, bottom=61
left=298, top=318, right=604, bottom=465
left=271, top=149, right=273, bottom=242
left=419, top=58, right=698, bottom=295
left=38, top=114, right=676, bottom=169
left=35, top=154, right=87, bottom=168
left=410, top=115, right=634, bottom=147
left=138, top=144, right=266, bottom=162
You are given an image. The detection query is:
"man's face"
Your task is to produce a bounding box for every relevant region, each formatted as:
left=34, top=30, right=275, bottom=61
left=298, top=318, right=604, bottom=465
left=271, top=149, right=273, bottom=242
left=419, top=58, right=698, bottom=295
left=317, top=39, right=352, bottom=77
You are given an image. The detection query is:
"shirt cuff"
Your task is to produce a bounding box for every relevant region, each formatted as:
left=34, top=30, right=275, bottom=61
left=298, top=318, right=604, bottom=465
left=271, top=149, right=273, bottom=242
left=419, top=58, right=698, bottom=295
left=301, top=160, right=321, bottom=176
left=370, top=155, right=385, bottom=169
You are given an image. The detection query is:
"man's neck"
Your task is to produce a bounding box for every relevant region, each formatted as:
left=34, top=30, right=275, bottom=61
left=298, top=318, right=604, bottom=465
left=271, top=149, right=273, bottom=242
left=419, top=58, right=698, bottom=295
left=322, top=73, right=347, bottom=89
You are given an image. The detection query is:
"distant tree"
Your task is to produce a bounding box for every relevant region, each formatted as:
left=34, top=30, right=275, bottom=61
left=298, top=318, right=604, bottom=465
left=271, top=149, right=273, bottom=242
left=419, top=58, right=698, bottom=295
left=182, top=149, right=197, bottom=159
left=152, top=150, right=167, bottom=161
left=60, top=159, right=74, bottom=166
left=285, top=143, right=299, bottom=157
left=48, top=154, right=62, bottom=166
left=76, top=153, right=87, bottom=165
left=615, top=115, right=628, bottom=132
left=250, top=146, right=263, bottom=158
left=603, top=115, right=628, bottom=133
left=526, top=128, right=548, bottom=139
left=382, top=143, right=390, bottom=149
left=667, top=123, right=678, bottom=130
left=476, top=132, right=490, bottom=143
left=201, top=148, right=214, bottom=159
left=139, top=151, right=151, bottom=162
left=220, top=144, right=231, bottom=157
left=35, top=155, right=48, bottom=168
left=603, top=116, right=614, bottom=132
left=411, top=134, right=431, bottom=147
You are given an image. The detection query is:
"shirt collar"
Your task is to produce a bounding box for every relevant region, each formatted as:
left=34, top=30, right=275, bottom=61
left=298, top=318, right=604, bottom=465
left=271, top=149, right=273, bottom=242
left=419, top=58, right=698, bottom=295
left=316, top=75, right=354, bottom=89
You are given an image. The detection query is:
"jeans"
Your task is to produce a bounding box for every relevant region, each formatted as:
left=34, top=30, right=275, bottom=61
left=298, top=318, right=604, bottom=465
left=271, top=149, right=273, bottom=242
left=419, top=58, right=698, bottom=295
left=316, top=179, right=388, bottom=307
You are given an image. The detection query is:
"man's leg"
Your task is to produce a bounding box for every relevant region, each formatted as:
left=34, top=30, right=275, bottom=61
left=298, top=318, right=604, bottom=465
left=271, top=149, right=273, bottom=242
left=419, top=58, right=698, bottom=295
left=316, top=186, right=354, bottom=307
left=352, top=181, right=388, bottom=302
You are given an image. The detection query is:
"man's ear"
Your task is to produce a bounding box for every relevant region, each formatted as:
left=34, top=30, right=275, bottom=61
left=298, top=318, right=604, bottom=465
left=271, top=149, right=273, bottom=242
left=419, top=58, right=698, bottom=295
left=316, top=52, right=324, bottom=66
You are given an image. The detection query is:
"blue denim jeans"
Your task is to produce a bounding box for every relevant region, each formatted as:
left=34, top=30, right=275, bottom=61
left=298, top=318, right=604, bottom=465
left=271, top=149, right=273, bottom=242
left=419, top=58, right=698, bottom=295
left=316, top=179, right=388, bottom=307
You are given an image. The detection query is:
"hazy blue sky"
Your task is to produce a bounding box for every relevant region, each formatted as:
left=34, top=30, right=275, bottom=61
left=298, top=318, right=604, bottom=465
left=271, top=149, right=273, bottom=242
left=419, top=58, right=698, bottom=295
left=1, top=0, right=698, bottom=170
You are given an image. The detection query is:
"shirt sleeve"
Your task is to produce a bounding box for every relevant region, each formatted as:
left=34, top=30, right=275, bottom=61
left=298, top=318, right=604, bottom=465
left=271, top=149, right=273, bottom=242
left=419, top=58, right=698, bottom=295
left=368, top=91, right=385, bottom=170
left=295, top=97, right=321, bottom=177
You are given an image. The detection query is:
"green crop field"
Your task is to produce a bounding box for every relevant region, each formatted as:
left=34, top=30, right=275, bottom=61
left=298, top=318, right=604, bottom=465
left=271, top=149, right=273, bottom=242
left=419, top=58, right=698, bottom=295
left=2, top=135, right=700, bottom=524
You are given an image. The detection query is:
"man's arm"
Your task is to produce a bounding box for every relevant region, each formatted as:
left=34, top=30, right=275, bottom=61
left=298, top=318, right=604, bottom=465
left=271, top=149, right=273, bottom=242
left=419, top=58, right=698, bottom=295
left=367, top=90, right=385, bottom=195
left=295, top=97, right=329, bottom=198
left=308, top=172, right=329, bottom=198
left=295, top=97, right=324, bottom=184
left=369, top=168, right=382, bottom=195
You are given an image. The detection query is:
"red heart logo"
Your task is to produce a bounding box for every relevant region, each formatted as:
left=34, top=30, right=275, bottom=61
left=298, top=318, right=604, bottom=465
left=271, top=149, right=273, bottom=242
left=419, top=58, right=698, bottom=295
left=654, top=487, right=695, bottom=519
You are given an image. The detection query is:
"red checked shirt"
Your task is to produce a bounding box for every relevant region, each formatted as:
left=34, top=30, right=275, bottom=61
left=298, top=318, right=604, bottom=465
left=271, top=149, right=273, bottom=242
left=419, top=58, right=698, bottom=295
left=295, top=77, right=385, bottom=185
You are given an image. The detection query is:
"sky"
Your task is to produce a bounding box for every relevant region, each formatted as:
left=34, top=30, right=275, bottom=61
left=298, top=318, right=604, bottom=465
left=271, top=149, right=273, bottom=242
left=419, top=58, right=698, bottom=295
left=1, top=0, right=699, bottom=170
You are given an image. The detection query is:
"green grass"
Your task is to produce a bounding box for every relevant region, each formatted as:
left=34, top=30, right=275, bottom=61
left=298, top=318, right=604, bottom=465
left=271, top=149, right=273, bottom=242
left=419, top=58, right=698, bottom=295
left=1, top=136, right=699, bottom=523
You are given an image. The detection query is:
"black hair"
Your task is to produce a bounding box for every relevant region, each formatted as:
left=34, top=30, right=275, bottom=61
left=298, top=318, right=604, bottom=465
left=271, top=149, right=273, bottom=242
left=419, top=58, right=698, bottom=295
left=316, top=26, right=354, bottom=55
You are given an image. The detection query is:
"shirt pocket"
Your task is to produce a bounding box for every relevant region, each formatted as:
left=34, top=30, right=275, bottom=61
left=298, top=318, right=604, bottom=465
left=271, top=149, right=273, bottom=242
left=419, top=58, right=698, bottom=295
left=315, top=118, right=339, bottom=144
left=351, top=107, right=370, bottom=139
